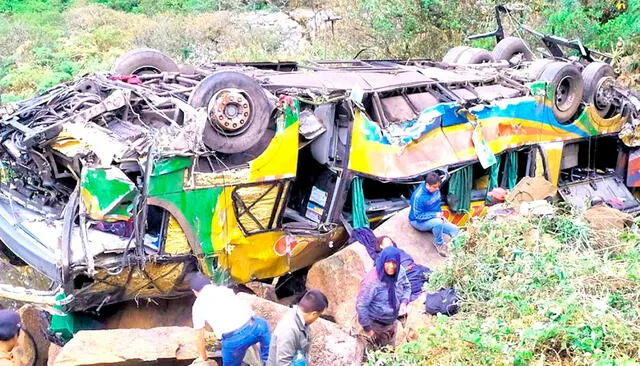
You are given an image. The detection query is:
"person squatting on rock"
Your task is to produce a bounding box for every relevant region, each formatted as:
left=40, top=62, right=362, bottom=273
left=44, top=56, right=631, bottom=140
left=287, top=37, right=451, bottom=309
left=356, top=246, right=411, bottom=349
left=0, top=309, right=21, bottom=366
left=350, top=227, right=431, bottom=301
left=375, top=236, right=431, bottom=301
left=267, top=290, right=329, bottom=366
left=408, top=172, right=459, bottom=257
left=186, top=272, right=271, bottom=366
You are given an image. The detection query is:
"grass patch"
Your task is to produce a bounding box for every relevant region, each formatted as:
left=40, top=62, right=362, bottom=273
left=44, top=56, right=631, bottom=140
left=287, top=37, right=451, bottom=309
left=369, top=210, right=640, bottom=365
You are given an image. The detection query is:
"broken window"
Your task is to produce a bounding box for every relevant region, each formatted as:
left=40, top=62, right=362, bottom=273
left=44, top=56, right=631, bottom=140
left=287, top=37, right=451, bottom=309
left=446, top=165, right=473, bottom=213
left=285, top=148, right=338, bottom=226
left=342, top=177, right=414, bottom=227
left=233, top=181, right=290, bottom=235
left=559, top=137, right=621, bottom=184
left=442, top=149, right=532, bottom=209
left=557, top=137, right=640, bottom=213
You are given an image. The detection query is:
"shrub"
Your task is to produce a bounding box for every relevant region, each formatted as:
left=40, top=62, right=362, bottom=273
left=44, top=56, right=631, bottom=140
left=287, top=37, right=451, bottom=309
left=369, top=212, right=640, bottom=365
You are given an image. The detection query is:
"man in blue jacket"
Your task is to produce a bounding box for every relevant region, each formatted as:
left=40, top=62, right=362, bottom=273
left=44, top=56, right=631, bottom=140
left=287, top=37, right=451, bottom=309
left=408, top=172, right=459, bottom=257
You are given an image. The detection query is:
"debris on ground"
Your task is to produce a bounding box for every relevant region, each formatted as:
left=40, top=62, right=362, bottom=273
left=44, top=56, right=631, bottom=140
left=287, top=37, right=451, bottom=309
left=582, top=204, right=635, bottom=230
left=506, top=176, right=557, bottom=207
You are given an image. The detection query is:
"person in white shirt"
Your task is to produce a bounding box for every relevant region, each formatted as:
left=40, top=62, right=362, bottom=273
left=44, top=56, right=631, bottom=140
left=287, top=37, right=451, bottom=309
left=186, top=272, right=271, bottom=366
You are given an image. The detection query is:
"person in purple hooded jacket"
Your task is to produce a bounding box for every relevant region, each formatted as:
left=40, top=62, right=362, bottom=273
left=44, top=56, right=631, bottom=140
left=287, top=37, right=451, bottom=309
left=356, top=246, right=411, bottom=349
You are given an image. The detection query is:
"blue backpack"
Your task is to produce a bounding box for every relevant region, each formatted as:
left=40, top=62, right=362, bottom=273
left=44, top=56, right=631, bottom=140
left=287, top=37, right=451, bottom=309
left=425, top=288, right=459, bottom=316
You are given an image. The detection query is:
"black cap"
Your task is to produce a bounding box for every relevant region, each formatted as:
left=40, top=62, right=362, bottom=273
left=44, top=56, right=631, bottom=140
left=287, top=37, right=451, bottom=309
left=0, top=309, right=21, bottom=341
left=184, top=272, right=210, bottom=292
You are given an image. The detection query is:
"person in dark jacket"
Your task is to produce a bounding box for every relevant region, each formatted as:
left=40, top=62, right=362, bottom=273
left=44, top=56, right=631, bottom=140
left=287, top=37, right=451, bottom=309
left=267, top=290, right=329, bottom=366
left=0, top=309, right=21, bottom=366
left=349, top=227, right=378, bottom=259
left=356, top=246, right=411, bottom=349
left=350, top=228, right=431, bottom=301
left=408, top=172, right=459, bottom=257
left=376, top=236, right=431, bottom=301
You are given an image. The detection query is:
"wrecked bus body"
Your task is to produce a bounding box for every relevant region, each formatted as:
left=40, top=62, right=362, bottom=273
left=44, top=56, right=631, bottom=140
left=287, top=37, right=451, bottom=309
left=1, top=41, right=639, bottom=312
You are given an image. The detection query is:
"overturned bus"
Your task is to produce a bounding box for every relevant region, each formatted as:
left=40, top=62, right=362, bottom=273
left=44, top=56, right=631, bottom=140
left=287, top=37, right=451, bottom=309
left=1, top=33, right=639, bottom=313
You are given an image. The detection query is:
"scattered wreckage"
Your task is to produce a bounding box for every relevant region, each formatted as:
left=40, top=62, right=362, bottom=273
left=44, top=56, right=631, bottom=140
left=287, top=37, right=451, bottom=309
left=1, top=10, right=640, bottom=320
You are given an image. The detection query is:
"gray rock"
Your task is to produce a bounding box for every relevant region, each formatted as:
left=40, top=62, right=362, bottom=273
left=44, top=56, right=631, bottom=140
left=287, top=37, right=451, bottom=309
left=53, top=326, right=203, bottom=365
left=305, top=242, right=373, bottom=331
left=237, top=293, right=364, bottom=366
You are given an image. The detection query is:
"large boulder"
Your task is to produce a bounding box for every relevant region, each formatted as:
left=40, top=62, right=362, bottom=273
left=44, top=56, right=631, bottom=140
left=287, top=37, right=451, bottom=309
left=373, top=207, right=446, bottom=270
left=237, top=293, right=364, bottom=366
left=305, top=208, right=447, bottom=333
left=399, top=293, right=436, bottom=343
left=244, top=281, right=278, bottom=302
left=47, top=343, right=62, bottom=366
left=14, top=304, right=51, bottom=366
left=53, top=326, right=203, bottom=365
left=305, top=242, right=373, bottom=330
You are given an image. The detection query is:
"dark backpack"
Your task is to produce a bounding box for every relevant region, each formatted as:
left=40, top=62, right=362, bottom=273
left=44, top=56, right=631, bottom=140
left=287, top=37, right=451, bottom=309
left=425, top=288, right=459, bottom=316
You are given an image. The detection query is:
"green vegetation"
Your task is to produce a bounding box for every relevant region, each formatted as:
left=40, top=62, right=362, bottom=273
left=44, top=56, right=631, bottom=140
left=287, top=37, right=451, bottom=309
left=0, top=0, right=638, bottom=100
left=369, top=208, right=640, bottom=365
left=91, top=0, right=275, bottom=13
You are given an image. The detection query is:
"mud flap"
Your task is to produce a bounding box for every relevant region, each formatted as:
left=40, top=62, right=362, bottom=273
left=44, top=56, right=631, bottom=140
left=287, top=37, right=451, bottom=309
left=558, top=174, right=640, bottom=213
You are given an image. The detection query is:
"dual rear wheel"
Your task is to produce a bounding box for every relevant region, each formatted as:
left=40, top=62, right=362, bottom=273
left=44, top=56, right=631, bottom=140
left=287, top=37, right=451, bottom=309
left=112, top=49, right=274, bottom=156
left=442, top=37, right=618, bottom=122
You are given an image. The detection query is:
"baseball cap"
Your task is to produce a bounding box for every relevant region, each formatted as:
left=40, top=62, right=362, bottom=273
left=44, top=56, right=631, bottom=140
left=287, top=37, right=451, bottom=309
left=0, top=309, right=21, bottom=341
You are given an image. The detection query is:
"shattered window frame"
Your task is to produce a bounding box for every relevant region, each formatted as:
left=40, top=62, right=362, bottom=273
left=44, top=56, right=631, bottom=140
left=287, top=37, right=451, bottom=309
left=232, top=180, right=291, bottom=235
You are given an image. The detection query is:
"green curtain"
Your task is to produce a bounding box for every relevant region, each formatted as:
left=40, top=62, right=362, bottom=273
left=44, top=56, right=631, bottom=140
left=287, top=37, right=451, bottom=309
left=502, top=151, right=519, bottom=190
left=447, top=165, right=472, bottom=213
left=351, top=177, right=370, bottom=229
left=486, top=151, right=519, bottom=204
left=486, top=154, right=502, bottom=203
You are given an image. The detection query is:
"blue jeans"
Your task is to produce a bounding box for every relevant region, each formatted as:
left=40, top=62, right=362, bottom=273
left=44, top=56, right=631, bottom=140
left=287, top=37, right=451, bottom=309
left=410, top=218, right=459, bottom=245
left=221, top=316, right=271, bottom=366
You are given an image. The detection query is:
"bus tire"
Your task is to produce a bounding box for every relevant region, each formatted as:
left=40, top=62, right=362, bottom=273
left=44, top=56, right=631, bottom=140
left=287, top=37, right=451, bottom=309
left=492, top=36, right=534, bottom=63
left=539, top=62, right=584, bottom=123
left=582, top=62, right=615, bottom=118
left=188, top=71, right=273, bottom=154
left=113, top=48, right=179, bottom=75
left=528, top=59, right=555, bottom=79
left=442, top=46, right=471, bottom=64
left=455, top=48, right=495, bottom=64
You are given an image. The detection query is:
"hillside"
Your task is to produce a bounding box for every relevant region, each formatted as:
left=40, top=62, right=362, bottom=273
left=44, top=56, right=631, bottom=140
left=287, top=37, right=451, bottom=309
left=0, top=0, right=639, bottom=101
